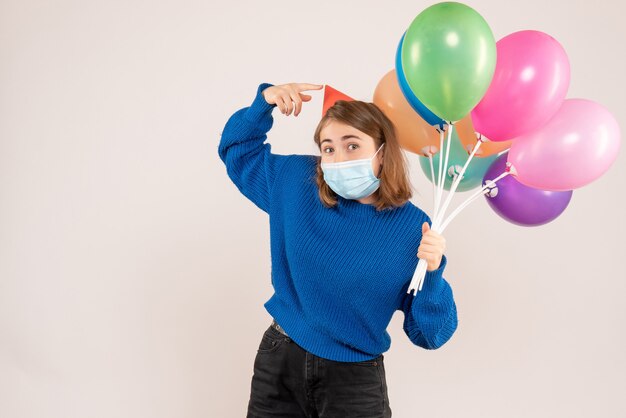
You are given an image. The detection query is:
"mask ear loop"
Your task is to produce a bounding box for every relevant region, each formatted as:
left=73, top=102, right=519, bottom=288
left=372, top=142, right=385, bottom=161
left=374, top=143, right=385, bottom=177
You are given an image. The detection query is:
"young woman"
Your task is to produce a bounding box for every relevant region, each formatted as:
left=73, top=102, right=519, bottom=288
left=218, top=82, right=458, bottom=418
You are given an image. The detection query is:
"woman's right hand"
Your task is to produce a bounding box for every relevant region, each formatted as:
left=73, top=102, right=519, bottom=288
left=262, top=83, right=323, bottom=117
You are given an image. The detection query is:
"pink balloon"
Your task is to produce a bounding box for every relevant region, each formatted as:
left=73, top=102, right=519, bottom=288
left=508, top=99, right=621, bottom=191
left=471, top=30, right=570, bottom=142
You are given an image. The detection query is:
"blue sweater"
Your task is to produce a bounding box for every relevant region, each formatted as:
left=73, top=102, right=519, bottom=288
left=218, top=83, right=458, bottom=362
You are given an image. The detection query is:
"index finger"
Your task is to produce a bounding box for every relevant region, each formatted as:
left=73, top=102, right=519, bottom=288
left=296, top=83, right=324, bottom=92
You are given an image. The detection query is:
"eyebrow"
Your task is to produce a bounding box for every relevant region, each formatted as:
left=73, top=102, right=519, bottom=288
left=320, top=135, right=362, bottom=145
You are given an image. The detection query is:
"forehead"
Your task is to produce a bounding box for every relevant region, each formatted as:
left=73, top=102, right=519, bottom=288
left=320, top=120, right=370, bottom=141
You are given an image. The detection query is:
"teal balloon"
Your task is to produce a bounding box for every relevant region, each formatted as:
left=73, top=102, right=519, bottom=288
left=419, top=129, right=497, bottom=192
left=401, top=2, right=497, bottom=122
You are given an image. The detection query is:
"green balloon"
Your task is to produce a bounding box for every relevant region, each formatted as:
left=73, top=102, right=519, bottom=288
left=419, top=129, right=498, bottom=192
left=401, top=2, right=496, bottom=122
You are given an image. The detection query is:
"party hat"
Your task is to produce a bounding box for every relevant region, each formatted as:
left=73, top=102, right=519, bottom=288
left=322, top=85, right=354, bottom=117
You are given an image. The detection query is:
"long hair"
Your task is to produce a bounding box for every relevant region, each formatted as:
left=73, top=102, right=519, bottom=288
left=313, top=100, right=413, bottom=211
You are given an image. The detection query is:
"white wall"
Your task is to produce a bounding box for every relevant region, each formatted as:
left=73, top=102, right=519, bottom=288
left=1, top=0, right=624, bottom=417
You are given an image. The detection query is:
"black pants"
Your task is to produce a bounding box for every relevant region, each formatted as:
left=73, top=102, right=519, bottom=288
left=247, top=323, right=392, bottom=417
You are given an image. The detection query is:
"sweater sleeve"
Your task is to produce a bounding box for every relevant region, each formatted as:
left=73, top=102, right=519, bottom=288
left=218, top=82, right=290, bottom=214
left=397, top=214, right=458, bottom=349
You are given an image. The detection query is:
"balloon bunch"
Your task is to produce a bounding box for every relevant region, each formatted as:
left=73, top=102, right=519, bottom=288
left=372, top=2, right=621, bottom=294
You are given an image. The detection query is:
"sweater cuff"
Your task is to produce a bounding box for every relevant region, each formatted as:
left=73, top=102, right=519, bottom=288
left=244, top=82, right=277, bottom=124
left=417, top=253, right=448, bottom=296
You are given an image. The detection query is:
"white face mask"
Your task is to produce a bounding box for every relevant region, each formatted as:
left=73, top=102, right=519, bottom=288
left=320, top=143, right=385, bottom=200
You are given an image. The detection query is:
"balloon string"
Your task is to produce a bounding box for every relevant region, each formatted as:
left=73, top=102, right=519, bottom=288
left=439, top=169, right=511, bottom=233
left=428, top=154, right=436, bottom=206
left=412, top=128, right=490, bottom=293
left=432, top=137, right=484, bottom=230
left=412, top=123, right=452, bottom=293
left=434, top=122, right=453, bottom=218
left=416, top=260, right=428, bottom=291
left=433, top=128, right=445, bottom=217
left=415, top=168, right=498, bottom=294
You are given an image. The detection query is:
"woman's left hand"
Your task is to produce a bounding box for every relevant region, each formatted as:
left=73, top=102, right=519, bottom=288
left=417, top=222, right=446, bottom=272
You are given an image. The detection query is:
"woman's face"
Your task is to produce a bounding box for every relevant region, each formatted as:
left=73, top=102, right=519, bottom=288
left=319, top=120, right=384, bottom=176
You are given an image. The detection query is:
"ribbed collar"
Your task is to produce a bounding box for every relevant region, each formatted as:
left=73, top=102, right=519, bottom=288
left=335, top=194, right=401, bottom=217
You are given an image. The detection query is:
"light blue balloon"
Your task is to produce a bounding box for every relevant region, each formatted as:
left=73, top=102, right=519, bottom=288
left=419, top=129, right=498, bottom=192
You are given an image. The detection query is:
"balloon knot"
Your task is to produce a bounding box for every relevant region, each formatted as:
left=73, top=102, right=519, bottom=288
left=504, top=162, right=518, bottom=176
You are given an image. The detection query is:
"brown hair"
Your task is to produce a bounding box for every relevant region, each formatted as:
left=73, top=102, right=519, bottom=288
left=313, top=100, right=413, bottom=212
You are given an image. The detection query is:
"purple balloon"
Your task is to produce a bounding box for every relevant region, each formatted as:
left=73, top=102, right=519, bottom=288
left=483, top=152, right=573, bottom=226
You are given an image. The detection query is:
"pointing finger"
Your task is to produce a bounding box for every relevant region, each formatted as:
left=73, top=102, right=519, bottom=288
left=296, top=83, right=324, bottom=92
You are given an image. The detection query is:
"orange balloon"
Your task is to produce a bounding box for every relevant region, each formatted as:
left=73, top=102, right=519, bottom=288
left=373, top=70, right=440, bottom=156
left=455, top=116, right=513, bottom=157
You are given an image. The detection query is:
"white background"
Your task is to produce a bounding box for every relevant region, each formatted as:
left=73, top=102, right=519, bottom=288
left=1, top=0, right=624, bottom=417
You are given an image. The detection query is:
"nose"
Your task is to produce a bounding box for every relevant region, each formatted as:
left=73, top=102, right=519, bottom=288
left=328, top=148, right=348, bottom=163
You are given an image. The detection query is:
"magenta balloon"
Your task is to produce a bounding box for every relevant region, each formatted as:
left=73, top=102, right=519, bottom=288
left=509, top=99, right=621, bottom=191
left=471, top=30, right=570, bottom=142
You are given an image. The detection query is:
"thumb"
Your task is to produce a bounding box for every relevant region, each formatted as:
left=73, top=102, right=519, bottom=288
left=300, top=93, right=313, bottom=102
left=422, top=222, right=429, bottom=233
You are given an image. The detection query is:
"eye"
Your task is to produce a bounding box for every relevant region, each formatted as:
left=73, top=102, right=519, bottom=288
left=348, top=143, right=359, bottom=150
left=323, top=147, right=333, bottom=153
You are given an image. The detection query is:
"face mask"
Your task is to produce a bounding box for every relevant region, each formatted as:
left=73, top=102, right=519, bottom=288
left=320, top=143, right=385, bottom=200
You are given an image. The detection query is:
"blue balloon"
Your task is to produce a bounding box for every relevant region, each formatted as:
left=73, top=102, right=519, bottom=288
left=395, top=32, right=445, bottom=128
